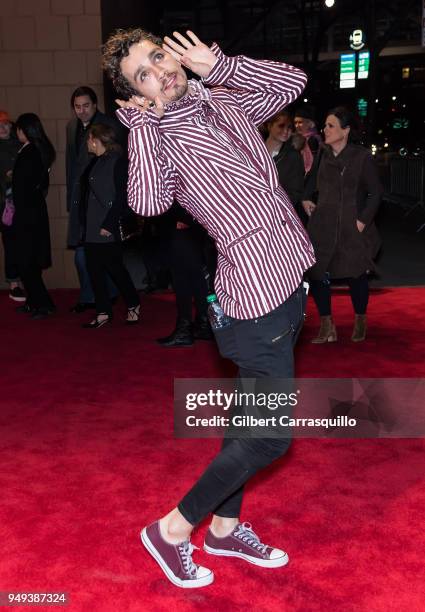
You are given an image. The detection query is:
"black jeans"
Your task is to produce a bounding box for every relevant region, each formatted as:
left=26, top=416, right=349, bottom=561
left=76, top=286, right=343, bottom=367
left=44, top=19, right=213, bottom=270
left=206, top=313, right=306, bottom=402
left=169, top=228, right=209, bottom=320
left=178, top=284, right=306, bottom=525
left=16, top=230, right=54, bottom=310
left=85, top=242, right=139, bottom=316
left=2, top=226, right=20, bottom=282
left=310, top=273, right=369, bottom=316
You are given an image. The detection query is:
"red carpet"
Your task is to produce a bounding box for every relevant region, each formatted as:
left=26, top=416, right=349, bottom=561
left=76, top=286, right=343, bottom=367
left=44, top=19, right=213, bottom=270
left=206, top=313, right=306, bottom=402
left=1, top=287, right=424, bottom=611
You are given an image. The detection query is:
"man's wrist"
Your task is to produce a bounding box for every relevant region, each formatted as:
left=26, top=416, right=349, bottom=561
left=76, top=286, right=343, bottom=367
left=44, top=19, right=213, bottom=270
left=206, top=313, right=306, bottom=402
left=202, top=44, right=236, bottom=86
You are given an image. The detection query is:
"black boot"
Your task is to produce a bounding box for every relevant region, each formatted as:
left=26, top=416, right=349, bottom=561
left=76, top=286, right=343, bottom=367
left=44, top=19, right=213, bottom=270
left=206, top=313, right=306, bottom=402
left=157, top=318, right=194, bottom=347
left=193, top=314, right=214, bottom=341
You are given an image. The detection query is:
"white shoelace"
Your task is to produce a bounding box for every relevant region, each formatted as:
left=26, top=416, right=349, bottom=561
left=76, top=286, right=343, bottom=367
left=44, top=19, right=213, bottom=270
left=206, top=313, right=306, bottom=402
left=178, top=541, right=199, bottom=577
left=234, top=522, right=268, bottom=554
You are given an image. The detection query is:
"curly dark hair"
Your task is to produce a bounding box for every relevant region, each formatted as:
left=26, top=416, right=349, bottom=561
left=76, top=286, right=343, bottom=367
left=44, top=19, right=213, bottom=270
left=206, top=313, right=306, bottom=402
left=101, top=28, right=163, bottom=99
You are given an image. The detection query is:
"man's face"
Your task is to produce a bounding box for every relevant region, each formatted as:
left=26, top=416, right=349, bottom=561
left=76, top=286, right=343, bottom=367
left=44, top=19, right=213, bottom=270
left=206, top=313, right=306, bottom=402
left=120, top=39, right=188, bottom=105
left=73, top=95, right=97, bottom=124
left=294, top=116, right=313, bottom=136
left=0, top=122, right=12, bottom=140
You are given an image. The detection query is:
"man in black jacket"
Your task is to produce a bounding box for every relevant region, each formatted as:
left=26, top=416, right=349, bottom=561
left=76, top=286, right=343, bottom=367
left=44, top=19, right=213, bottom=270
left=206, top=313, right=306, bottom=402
left=66, top=86, right=122, bottom=312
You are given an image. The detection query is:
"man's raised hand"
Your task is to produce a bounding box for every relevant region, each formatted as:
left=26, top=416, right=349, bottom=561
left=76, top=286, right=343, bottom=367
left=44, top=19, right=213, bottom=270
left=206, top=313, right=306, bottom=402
left=115, top=95, right=165, bottom=119
left=163, top=31, right=216, bottom=78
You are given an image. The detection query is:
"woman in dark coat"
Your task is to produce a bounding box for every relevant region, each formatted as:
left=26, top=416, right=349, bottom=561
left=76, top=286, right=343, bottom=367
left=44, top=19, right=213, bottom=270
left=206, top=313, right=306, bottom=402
left=263, top=110, right=305, bottom=217
left=13, top=113, right=56, bottom=319
left=302, top=107, right=383, bottom=343
left=80, top=123, right=140, bottom=328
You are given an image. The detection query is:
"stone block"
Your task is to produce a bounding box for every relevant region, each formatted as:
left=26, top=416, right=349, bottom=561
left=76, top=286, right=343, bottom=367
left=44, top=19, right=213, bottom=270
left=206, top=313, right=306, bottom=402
left=21, top=52, right=55, bottom=85
left=18, top=0, right=50, bottom=15
left=69, top=15, right=101, bottom=50
left=42, top=118, right=57, bottom=150
left=35, top=16, right=69, bottom=50
left=59, top=185, right=69, bottom=216
left=49, top=217, right=68, bottom=250
left=6, top=86, right=40, bottom=117
left=39, top=86, right=73, bottom=119
left=0, top=53, right=21, bottom=86
left=0, top=1, right=18, bottom=17
left=51, top=0, right=84, bottom=15
left=50, top=150, right=66, bottom=185
left=2, top=17, right=36, bottom=50
left=85, top=0, right=100, bottom=15
left=0, top=89, right=7, bottom=110
left=86, top=50, right=103, bottom=84
left=53, top=51, right=87, bottom=85
left=46, top=185, right=62, bottom=219
left=56, top=119, right=70, bottom=153
left=64, top=248, right=79, bottom=288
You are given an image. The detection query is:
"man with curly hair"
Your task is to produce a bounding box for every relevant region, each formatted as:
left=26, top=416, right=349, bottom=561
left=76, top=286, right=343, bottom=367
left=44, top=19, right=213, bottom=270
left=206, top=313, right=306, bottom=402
left=102, top=28, right=315, bottom=589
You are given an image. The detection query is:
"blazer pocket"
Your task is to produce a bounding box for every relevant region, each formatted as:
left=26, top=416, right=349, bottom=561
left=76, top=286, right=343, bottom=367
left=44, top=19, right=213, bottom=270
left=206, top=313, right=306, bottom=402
left=227, top=227, right=263, bottom=250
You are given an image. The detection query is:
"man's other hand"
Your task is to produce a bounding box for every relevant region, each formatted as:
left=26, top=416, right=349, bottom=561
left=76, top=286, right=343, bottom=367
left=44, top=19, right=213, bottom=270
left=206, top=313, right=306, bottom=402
left=163, top=31, right=217, bottom=78
left=115, top=95, right=165, bottom=119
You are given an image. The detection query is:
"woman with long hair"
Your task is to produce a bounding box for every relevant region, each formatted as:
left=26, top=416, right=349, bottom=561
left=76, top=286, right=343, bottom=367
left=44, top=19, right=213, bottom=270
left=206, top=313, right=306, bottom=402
left=263, top=110, right=305, bottom=218
left=13, top=113, right=56, bottom=319
left=79, top=123, right=140, bottom=328
left=303, top=107, right=383, bottom=343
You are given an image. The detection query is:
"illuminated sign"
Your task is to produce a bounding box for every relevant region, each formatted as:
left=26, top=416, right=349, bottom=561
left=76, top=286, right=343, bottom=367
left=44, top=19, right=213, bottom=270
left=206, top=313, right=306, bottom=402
left=350, top=29, right=365, bottom=50
left=340, top=53, right=356, bottom=89
left=357, top=98, right=368, bottom=118
left=393, top=118, right=409, bottom=129
left=358, top=51, right=370, bottom=79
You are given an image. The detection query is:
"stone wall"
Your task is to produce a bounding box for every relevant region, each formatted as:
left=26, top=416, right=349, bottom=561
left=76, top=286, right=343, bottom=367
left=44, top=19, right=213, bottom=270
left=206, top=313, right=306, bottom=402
left=0, top=0, right=103, bottom=288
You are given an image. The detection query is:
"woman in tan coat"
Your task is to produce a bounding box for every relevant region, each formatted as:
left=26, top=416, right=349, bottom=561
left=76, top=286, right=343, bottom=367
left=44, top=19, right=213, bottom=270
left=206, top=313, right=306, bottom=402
left=302, top=107, right=383, bottom=343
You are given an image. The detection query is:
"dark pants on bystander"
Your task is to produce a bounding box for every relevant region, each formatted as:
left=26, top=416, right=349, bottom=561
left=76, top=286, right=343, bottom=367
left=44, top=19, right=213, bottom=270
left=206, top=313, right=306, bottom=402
left=1, top=226, right=20, bottom=282
left=85, top=242, right=139, bottom=316
left=310, top=273, right=369, bottom=316
left=177, top=284, right=306, bottom=526
left=17, top=229, right=54, bottom=311
left=169, top=228, right=209, bottom=321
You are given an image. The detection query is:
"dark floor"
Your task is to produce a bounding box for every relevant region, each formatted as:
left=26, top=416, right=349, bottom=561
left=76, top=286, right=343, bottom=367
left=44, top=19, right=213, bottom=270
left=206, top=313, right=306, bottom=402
left=372, top=199, right=425, bottom=287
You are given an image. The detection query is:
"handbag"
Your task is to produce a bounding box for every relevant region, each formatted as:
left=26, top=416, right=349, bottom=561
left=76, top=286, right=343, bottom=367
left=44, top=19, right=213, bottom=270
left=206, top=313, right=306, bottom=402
left=119, top=207, right=145, bottom=241
left=1, top=189, right=15, bottom=226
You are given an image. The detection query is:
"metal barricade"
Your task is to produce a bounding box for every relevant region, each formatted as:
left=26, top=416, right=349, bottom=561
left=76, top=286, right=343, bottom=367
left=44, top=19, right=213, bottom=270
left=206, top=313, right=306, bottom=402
left=388, top=156, right=425, bottom=231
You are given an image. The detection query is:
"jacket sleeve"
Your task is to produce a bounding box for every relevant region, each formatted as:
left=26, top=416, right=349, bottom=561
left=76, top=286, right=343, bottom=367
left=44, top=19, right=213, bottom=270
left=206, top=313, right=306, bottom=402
left=302, top=157, right=319, bottom=202
left=12, top=149, right=44, bottom=210
left=204, top=44, right=307, bottom=126
left=102, top=156, right=128, bottom=233
left=276, top=148, right=305, bottom=206
left=115, top=109, right=177, bottom=217
left=357, top=154, right=383, bottom=225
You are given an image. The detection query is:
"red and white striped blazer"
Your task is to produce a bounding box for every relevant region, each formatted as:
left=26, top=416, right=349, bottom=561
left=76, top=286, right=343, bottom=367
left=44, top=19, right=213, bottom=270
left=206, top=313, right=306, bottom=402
left=117, top=44, right=316, bottom=319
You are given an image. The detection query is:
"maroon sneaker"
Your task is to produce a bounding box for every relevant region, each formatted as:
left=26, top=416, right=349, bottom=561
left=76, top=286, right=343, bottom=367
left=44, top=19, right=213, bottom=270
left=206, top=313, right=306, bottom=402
left=204, top=522, right=289, bottom=568
left=141, top=521, right=214, bottom=588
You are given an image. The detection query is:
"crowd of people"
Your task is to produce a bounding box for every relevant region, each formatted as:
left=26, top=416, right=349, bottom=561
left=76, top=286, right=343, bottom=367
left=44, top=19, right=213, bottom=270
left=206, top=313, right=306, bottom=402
left=0, top=87, right=382, bottom=340
left=0, top=33, right=383, bottom=346
left=0, top=27, right=384, bottom=590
